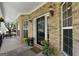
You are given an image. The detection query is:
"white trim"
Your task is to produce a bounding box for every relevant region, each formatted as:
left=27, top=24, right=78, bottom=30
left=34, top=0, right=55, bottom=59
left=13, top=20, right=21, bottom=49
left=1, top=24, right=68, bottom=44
left=60, top=3, right=63, bottom=52
left=35, top=13, right=49, bottom=19
left=62, top=27, right=72, bottom=29
left=61, top=3, right=68, bottom=56
left=45, top=15, right=48, bottom=40
left=33, top=18, right=37, bottom=44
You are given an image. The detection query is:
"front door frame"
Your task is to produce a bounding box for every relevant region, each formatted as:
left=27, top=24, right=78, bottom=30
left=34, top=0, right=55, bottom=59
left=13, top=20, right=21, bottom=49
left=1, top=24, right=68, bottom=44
left=33, top=13, right=49, bottom=45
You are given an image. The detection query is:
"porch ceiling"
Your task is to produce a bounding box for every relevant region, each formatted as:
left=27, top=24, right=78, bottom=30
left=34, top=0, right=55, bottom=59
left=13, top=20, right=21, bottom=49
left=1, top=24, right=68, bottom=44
left=1, top=2, right=45, bottom=22
left=3, top=2, right=44, bottom=14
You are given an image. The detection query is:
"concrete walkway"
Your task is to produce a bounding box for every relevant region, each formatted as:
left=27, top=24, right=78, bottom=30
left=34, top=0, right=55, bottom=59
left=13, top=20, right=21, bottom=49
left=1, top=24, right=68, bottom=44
left=0, top=36, right=21, bottom=53
left=0, top=46, right=44, bottom=56
left=0, top=36, right=44, bottom=56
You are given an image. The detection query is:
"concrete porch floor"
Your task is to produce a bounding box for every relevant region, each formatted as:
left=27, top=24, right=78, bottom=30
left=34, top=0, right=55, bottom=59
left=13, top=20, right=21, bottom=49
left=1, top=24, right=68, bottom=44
left=0, top=46, right=44, bottom=56
left=0, top=36, right=21, bottom=53
left=0, top=36, right=44, bottom=56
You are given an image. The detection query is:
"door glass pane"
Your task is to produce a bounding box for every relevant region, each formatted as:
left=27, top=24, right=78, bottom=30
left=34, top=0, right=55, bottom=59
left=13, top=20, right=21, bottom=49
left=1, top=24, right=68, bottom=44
left=37, top=16, right=45, bottom=45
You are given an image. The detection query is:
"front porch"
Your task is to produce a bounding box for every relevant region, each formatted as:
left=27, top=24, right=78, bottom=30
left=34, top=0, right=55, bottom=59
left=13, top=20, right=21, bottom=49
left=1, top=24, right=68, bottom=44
left=0, top=2, right=79, bottom=56
left=0, top=36, right=44, bottom=56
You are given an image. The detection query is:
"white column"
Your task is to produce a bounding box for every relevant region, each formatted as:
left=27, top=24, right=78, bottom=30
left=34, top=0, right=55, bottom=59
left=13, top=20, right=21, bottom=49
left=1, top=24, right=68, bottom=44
left=0, top=7, right=2, bottom=17
left=45, top=16, right=48, bottom=40
left=33, top=18, right=37, bottom=44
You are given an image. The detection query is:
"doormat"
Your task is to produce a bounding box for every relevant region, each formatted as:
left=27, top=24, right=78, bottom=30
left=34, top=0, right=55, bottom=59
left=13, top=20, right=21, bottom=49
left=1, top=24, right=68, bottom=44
left=31, top=46, right=42, bottom=54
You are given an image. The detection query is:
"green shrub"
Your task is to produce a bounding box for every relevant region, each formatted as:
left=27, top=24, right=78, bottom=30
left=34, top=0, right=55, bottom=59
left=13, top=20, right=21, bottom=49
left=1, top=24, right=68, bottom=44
left=42, top=40, right=53, bottom=56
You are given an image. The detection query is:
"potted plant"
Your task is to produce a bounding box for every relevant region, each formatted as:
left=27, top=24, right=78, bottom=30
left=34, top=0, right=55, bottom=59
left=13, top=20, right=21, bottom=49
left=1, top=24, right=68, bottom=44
left=27, top=37, right=34, bottom=46
left=42, top=40, right=53, bottom=56
left=25, top=38, right=31, bottom=46
left=24, top=37, right=34, bottom=46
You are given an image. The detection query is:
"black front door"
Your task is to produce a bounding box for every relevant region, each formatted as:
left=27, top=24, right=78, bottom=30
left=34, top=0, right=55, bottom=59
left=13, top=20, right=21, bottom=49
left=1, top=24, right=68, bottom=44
left=37, top=16, right=45, bottom=45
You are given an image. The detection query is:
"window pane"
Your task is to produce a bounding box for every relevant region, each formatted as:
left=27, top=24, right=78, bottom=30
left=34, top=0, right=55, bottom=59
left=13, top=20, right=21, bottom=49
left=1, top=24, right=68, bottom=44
left=63, top=29, right=73, bottom=56
left=68, top=7, right=72, bottom=17
left=68, top=17, right=72, bottom=26
left=62, top=2, right=72, bottom=56
left=69, top=38, right=72, bottom=48
left=63, top=3, right=66, bottom=12
left=63, top=2, right=72, bottom=27
left=68, top=47, right=73, bottom=56
left=68, top=29, right=72, bottom=39
left=63, top=19, right=68, bottom=27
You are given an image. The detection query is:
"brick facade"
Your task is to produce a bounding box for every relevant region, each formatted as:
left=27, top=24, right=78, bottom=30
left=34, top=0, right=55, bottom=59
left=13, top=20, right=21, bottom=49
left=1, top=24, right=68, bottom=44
left=16, top=2, right=79, bottom=56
